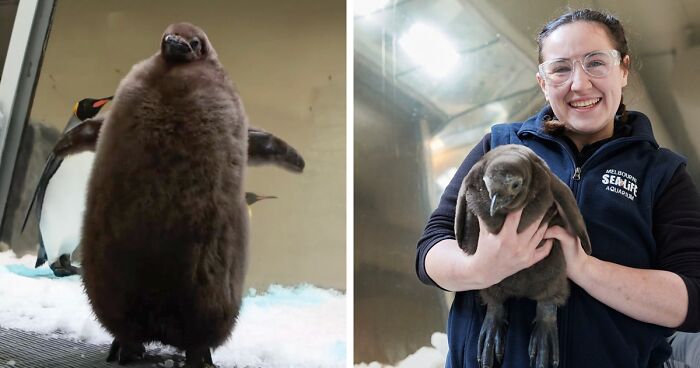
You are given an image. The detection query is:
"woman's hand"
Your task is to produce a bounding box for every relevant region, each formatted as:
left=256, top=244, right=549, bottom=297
left=426, top=208, right=553, bottom=292
left=544, top=225, right=590, bottom=281
left=473, top=208, right=554, bottom=287
left=543, top=225, right=688, bottom=327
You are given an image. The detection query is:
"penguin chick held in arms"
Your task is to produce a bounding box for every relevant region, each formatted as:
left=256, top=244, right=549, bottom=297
left=455, top=144, right=591, bottom=368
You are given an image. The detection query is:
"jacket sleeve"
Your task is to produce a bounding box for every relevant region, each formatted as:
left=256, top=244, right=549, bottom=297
left=415, top=133, right=490, bottom=287
left=653, top=164, right=700, bottom=332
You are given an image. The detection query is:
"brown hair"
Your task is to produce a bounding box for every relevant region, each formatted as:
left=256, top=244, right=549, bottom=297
left=537, top=9, right=630, bottom=134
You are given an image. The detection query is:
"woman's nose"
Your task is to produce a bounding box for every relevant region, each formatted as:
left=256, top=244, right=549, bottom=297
left=570, top=61, right=592, bottom=90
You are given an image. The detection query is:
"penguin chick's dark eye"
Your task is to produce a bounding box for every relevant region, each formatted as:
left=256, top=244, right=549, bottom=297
left=190, top=38, right=200, bottom=50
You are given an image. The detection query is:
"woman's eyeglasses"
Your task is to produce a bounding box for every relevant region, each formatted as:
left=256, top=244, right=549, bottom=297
left=538, top=49, right=622, bottom=86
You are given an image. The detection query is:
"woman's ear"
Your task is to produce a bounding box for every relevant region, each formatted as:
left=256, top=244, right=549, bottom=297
left=621, top=55, right=630, bottom=87
left=536, top=72, right=548, bottom=101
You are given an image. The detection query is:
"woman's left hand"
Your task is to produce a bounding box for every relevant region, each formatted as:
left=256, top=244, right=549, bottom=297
left=544, top=225, right=590, bottom=281
left=544, top=225, right=688, bottom=328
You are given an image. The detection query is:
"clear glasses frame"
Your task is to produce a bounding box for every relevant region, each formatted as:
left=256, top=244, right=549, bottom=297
left=538, top=49, right=622, bottom=86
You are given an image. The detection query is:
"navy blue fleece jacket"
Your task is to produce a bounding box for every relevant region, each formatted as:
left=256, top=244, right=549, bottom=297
left=416, top=107, right=700, bottom=367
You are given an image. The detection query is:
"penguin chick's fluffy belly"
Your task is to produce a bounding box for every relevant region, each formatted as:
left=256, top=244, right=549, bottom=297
left=40, top=151, right=93, bottom=263
left=89, top=93, right=248, bottom=346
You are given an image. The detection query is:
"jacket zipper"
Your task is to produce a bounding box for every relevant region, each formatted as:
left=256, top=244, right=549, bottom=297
left=573, top=167, right=581, bottom=181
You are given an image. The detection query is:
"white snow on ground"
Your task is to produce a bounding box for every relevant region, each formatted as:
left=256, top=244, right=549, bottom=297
left=355, top=332, right=448, bottom=368
left=0, top=250, right=345, bottom=367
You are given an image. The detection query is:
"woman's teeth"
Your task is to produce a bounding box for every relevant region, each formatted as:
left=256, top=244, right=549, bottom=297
left=569, top=98, right=601, bottom=108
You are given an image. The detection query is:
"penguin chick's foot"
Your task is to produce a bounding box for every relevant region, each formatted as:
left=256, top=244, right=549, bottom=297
left=528, top=302, right=560, bottom=368
left=477, top=302, right=508, bottom=368
left=106, top=338, right=145, bottom=365
left=185, top=347, right=216, bottom=368
left=49, top=254, right=81, bottom=277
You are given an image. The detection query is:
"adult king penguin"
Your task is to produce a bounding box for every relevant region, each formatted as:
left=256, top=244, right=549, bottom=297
left=81, top=23, right=250, bottom=367
left=22, top=96, right=112, bottom=277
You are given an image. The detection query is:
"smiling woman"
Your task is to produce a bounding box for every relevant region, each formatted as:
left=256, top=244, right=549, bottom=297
left=416, top=8, right=700, bottom=368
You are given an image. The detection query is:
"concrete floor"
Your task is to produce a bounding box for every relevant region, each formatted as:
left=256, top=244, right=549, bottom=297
left=0, top=328, right=186, bottom=368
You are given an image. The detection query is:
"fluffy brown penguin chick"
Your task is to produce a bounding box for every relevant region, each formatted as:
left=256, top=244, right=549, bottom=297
left=454, top=144, right=592, bottom=368
left=81, top=23, right=248, bottom=368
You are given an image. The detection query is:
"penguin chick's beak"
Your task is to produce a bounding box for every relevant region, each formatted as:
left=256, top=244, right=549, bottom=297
left=245, top=193, right=278, bottom=206
left=488, top=190, right=517, bottom=216
left=490, top=194, right=498, bottom=217
left=163, top=34, right=192, bottom=61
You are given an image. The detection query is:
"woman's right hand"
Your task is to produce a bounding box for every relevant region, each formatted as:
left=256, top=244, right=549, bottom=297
left=425, top=209, right=553, bottom=292
left=472, top=208, right=553, bottom=287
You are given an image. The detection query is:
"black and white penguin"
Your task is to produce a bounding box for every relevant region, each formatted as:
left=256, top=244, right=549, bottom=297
left=22, top=96, right=112, bottom=277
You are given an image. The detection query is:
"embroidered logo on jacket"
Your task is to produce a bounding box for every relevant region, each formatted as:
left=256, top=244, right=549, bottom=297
left=601, top=169, right=638, bottom=201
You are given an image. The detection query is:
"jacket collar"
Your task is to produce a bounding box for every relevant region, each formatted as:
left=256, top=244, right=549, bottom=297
left=517, top=105, right=659, bottom=149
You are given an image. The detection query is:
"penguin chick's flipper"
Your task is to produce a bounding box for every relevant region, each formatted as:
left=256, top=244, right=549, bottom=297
left=53, top=121, right=305, bottom=172
left=106, top=339, right=145, bottom=365
left=454, top=174, right=481, bottom=255
left=454, top=176, right=469, bottom=248
left=185, top=347, right=216, bottom=368
left=248, top=127, right=305, bottom=173
left=549, top=173, right=592, bottom=254
left=53, top=116, right=105, bottom=157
